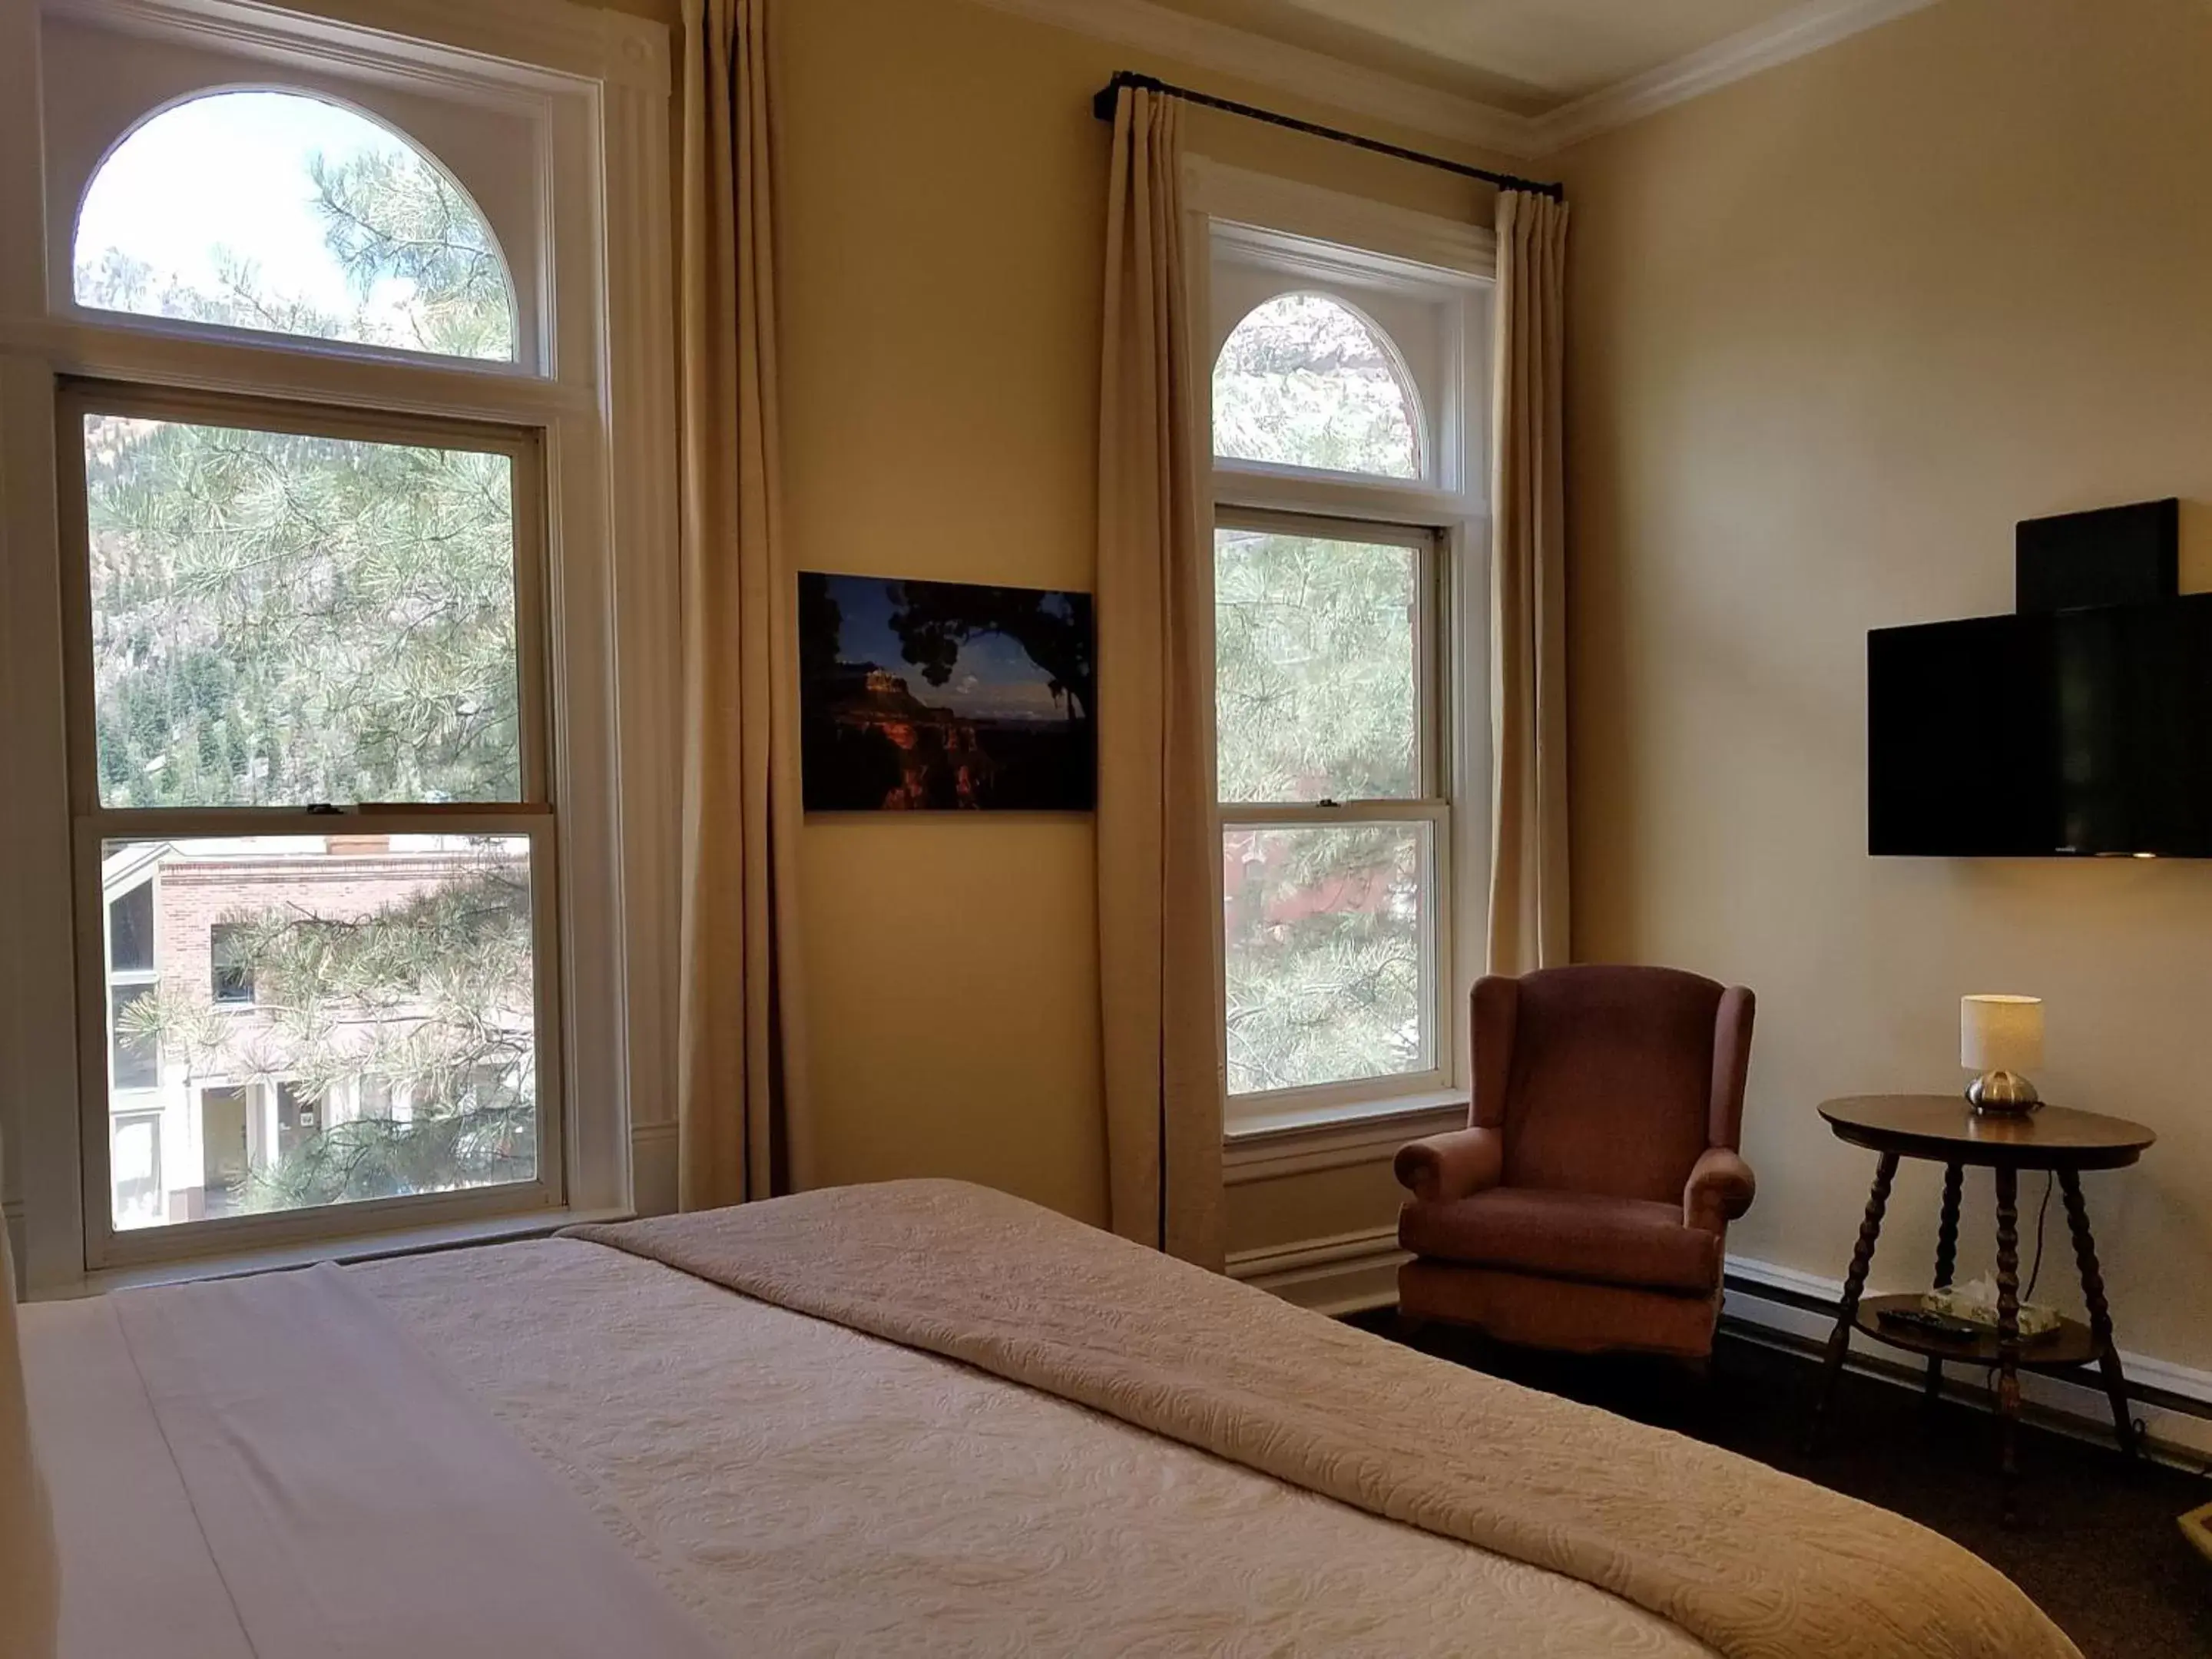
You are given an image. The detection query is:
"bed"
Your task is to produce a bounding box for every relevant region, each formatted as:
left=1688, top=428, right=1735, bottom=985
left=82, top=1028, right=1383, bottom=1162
left=6, top=1179, right=2077, bottom=1658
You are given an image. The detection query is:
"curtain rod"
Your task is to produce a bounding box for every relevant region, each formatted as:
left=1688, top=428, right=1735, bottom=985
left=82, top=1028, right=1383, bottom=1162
left=1090, top=71, right=1565, bottom=201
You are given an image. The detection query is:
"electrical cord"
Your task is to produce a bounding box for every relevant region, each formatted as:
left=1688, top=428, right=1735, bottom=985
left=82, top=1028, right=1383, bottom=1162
left=2025, top=1171, right=2053, bottom=1302
left=1971, top=1174, right=2056, bottom=1396
left=1953, top=1177, right=2183, bottom=1465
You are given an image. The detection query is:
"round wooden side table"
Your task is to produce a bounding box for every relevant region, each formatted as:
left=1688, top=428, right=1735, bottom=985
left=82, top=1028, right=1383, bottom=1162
left=1808, top=1094, right=2156, bottom=1521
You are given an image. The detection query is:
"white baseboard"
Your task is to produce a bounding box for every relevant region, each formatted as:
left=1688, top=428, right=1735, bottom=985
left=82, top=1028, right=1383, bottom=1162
left=1724, top=1253, right=2212, bottom=1464
left=1227, top=1225, right=1404, bottom=1316
left=630, top=1119, right=679, bottom=1218
left=1228, top=1229, right=2212, bottom=1464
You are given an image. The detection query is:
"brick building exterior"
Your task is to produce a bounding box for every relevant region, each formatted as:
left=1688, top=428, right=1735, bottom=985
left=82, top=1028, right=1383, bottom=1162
left=99, top=834, right=529, bottom=1228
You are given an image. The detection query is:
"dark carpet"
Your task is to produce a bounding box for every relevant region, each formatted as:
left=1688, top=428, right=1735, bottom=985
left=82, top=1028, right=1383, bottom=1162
left=1351, top=1313, right=2212, bottom=1659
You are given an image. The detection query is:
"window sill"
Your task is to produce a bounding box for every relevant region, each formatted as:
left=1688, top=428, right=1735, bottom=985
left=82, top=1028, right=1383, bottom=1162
left=48, top=1204, right=637, bottom=1301
left=1223, top=1088, right=1468, bottom=1186
left=1228, top=1086, right=1468, bottom=1143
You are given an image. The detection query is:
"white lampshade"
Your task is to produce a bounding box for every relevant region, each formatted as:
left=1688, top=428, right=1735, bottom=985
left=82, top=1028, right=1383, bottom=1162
left=1962, top=995, right=2044, bottom=1075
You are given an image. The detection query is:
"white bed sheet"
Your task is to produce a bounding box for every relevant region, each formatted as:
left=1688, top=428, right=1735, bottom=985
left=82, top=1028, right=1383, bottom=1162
left=21, top=1297, right=254, bottom=1659
left=25, top=1264, right=726, bottom=1659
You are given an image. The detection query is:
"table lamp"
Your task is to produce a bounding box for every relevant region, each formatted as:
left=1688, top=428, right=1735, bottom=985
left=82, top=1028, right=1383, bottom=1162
left=1962, top=994, right=2043, bottom=1115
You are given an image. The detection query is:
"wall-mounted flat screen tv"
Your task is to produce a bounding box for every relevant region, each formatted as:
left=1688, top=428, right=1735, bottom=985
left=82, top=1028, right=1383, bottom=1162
left=1869, top=593, right=2212, bottom=856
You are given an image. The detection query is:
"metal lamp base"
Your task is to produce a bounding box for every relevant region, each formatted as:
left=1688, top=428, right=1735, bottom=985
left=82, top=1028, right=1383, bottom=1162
left=1968, top=1071, right=2041, bottom=1116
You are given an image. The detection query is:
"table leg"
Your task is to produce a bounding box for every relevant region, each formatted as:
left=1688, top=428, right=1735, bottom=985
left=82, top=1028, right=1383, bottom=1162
left=1810, top=1151, right=1898, bottom=1452
left=2058, top=1170, right=2140, bottom=1457
left=1995, top=1165, right=2022, bottom=1525
left=1926, top=1161, right=1964, bottom=1406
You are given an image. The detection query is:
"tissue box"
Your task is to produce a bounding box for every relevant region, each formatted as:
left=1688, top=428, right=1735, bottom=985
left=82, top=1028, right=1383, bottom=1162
left=1922, top=1273, right=2062, bottom=1337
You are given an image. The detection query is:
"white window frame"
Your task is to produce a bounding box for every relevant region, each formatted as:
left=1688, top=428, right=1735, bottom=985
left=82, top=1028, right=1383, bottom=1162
left=1215, top=508, right=1454, bottom=1114
left=0, top=0, right=680, bottom=1291
left=1190, top=159, right=1495, bottom=1144
left=58, top=379, right=567, bottom=1267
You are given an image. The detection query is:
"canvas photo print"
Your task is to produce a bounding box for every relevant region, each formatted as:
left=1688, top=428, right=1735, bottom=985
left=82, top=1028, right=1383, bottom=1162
left=799, top=572, right=1095, bottom=812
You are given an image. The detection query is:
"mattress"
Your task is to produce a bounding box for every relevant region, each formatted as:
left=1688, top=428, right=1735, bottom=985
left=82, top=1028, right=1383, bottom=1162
left=18, top=1180, right=2077, bottom=1658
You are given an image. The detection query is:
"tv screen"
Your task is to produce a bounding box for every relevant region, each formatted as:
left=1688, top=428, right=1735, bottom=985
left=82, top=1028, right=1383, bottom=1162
left=1869, top=594, right=2212, bottom=856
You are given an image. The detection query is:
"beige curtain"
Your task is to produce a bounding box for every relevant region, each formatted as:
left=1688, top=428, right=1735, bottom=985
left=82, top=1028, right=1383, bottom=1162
left=1095, top=88, right=1224, bottom=1269
left=1487, top=189, right=1572, bottom=975
left=676, top=0, right=812, bottom=1210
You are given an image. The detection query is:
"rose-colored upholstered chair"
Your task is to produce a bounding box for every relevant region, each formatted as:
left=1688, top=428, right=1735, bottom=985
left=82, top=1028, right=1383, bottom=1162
left=1394, top=965, right=1756, bottom=1362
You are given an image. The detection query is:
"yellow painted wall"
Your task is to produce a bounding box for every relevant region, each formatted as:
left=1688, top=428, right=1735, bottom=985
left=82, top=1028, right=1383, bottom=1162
left=1559, top=0, right=2212, bottom=1373
left=1225, top=1159, right=1406, bottom=1253
left=771, top=0, right=1501, bottom=1226
left=582, top=0, right=677, bottom=28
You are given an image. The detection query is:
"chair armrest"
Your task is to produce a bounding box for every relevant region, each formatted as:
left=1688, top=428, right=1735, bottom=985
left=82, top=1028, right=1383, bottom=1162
left=1684, top=1146, right=1757, bottom=1233
left=1393, top=1127, right=1504, bottom=1204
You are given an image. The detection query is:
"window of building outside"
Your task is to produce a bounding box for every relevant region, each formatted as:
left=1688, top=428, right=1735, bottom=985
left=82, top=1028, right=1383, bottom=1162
left=106, top=882, right=160, bottom=1096
left=208, top=923, right=254, bottom=1005
left=110, top=1110, right=165, bottom=1229
left=59, top=81, right=558, bottom=1250
left=1208, top=212, right=1490, bottom=1134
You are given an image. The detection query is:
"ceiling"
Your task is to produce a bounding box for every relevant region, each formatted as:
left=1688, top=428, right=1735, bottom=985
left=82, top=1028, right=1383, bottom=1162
left=1140, top=0, right=1816, bottom=115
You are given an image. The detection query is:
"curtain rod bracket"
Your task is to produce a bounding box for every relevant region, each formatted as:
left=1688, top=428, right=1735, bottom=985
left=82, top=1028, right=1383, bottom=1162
left=1089, top=69, right=1564, bottom=201
left=1092, top=73, right=1161, bottom=123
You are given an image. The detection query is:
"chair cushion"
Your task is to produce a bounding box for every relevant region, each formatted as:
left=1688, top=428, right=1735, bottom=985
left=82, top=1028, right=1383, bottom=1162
left=1399, top=1187, right=1723, bottom=1295
left=1399, top=1260, right=1722, bottom=1359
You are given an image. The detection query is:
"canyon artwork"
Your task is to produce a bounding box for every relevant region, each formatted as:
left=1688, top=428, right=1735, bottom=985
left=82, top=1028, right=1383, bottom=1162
left=798, top=572, right=1095, bottom=812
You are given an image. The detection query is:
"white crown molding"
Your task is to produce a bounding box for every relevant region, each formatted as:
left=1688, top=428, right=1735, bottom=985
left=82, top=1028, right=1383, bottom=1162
left=45, top=0, right=672, bottom=94
left=1526, top=0, right=1941, bottom=154
left=959, top=0, right=1940, bottom=165
left=959, top=0, right=1539, bottom=160
left=1189, top=158, right=1495, bottom=280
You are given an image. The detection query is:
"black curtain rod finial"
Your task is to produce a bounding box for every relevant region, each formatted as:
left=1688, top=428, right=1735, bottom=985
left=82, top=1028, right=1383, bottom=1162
left=1090, top=68, right=1564, bottom=201
left=1092, top=71, right=1161, bottom=122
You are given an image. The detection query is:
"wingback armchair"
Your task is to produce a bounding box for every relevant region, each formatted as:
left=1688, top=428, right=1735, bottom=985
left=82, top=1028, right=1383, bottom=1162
left=1394, top=965, right=1757, bottom=1361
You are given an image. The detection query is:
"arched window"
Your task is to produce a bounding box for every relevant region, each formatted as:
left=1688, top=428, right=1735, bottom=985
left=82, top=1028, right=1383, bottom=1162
left=74, top=90, right=517, bottom=363
left=1212, top=292, right=1423, bottom=480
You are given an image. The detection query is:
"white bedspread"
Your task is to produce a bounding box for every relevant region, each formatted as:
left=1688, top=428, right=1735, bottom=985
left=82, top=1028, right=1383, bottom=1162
left=360, top=1237, right=1714, bottom=1657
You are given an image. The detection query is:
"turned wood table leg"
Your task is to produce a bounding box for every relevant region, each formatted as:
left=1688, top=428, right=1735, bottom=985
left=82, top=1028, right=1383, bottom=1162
left=2058, top=1170, right=2140, bottom=1456
left=1994, top=1165, right=2023, bottom=1526
left=1925, top=1161, right=1964, bottom=1406
left=1810, top=1151, right=1898, bottom=1452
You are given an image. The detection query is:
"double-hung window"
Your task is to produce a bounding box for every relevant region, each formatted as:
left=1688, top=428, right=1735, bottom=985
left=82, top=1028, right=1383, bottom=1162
left=1197, top=167, right=1495, bottom=1136
left=61, top=372, right=557, bottom=1243
left=2, top=0, right=676, bottom=1280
